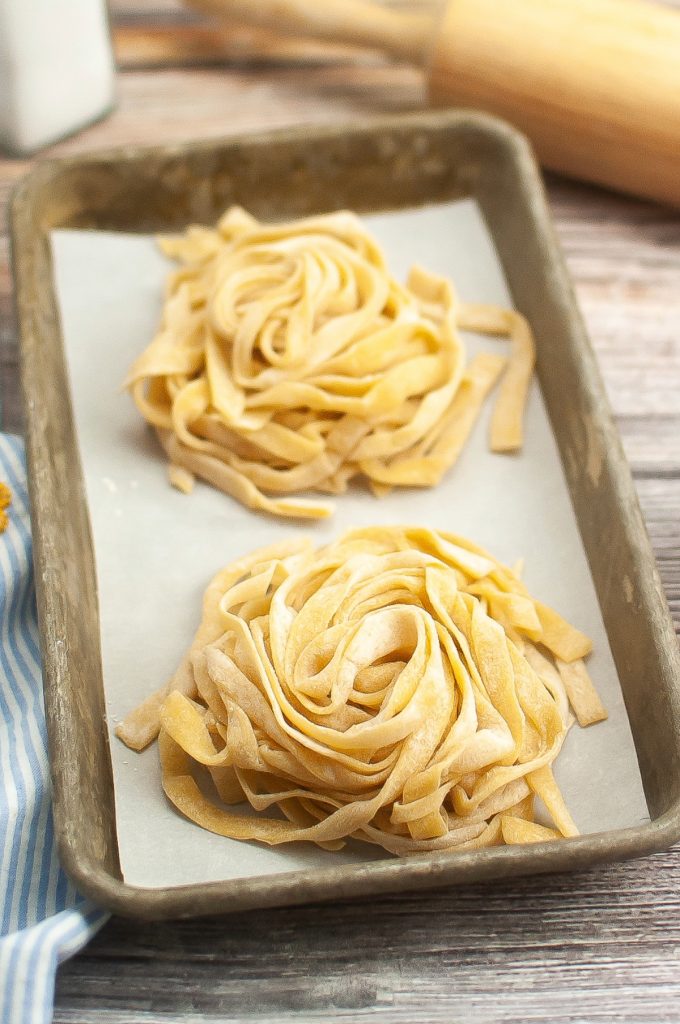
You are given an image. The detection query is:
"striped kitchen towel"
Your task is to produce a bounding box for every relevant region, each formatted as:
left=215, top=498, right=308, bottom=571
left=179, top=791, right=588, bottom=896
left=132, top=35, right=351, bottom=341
left=0, top=434, right=108, bottom=1024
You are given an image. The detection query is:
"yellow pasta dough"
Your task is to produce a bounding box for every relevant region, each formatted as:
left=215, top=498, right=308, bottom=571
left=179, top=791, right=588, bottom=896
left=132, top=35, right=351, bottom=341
left=116, top=526, right=606, bottom=855
left=124, top=207, right=535, bottom=519
left=0, top=481, right=11, bottom=534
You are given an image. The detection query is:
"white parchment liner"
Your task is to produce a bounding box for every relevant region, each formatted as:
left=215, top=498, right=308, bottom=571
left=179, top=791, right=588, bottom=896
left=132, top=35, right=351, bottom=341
left=51, top=200, right=649, bottom=888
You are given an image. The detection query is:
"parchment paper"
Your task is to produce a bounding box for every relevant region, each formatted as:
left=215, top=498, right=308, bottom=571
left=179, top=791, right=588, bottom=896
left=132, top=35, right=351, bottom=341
left=51, top=200, right=649, bottom=889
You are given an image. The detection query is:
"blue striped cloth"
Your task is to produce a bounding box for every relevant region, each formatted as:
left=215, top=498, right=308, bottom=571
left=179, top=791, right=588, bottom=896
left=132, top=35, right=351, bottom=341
left=0, top=435, right=108, bottom=1024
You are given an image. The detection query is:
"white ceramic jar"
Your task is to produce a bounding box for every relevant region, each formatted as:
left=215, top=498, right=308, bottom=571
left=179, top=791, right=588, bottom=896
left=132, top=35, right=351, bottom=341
left=0, top=0, right=116, bottom=155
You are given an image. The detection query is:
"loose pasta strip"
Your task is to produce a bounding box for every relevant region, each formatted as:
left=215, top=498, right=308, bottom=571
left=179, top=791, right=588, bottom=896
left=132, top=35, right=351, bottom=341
left=118, top=526, right=606, bottom=854
left=456, top=304, right=535, bottom=452
left=0, top=481, right=11, bottom=534
left=556, top=658, right=608, bottom=727
left=125, top=208, right=535, bottom=519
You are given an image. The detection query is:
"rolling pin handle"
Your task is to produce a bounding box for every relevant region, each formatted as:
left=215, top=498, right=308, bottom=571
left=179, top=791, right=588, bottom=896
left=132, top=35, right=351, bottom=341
left=428, top=0, right=680, bottom=206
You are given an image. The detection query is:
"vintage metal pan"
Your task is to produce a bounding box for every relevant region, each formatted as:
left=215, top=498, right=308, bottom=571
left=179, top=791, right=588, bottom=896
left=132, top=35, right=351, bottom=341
left=11, top=111, right=680, bottom=919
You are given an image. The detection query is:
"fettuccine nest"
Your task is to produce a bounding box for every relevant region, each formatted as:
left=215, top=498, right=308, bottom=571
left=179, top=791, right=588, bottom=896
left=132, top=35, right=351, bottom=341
left=116, top=527, right=606, bottom=854
left=125, top=207, right=535, bottom=519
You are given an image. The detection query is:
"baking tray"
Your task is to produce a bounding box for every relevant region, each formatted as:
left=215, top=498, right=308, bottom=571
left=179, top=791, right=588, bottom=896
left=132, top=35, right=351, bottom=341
left=11, top=110, right=680, bottom=919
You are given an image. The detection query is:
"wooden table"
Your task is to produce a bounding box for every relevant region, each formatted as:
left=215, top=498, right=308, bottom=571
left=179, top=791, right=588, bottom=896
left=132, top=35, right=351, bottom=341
left=1, top=3, right=679, bottom=1021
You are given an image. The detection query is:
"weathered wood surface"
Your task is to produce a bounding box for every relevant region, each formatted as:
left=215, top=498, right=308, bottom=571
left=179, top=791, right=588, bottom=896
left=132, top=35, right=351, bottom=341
left=0, top=1, right=679, bottom=1020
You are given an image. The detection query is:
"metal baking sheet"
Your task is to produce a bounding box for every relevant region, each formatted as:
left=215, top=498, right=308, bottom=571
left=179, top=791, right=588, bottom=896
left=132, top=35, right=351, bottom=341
left=11, top=112, right=680, bottom=919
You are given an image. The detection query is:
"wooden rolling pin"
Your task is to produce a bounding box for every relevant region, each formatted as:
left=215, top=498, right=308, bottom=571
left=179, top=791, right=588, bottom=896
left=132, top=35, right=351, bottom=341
left=186, top=0, right=680, bottom=207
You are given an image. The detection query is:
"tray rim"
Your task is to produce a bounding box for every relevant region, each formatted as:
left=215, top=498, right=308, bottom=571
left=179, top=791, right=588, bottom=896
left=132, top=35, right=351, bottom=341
left=11, top=109, right=680, bottom=920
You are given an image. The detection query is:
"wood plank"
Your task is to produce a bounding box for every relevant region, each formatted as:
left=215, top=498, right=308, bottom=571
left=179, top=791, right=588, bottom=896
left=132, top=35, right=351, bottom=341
left=52, top=850, right=680, bottom=1023
left=111, top=22, right=385, bottom=68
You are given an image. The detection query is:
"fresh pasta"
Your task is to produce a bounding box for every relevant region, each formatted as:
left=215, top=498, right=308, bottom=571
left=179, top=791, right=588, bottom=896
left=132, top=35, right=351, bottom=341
left=116, top=526, right=606, bottom=855
left=0, top=481, right=11, bottom=534
left=124, top=207, right=535, bottom=519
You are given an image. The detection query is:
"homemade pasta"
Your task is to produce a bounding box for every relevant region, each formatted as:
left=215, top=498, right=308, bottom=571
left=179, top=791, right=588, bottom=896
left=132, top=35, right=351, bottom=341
left=0, top=481, right=11, bottom=534
left=124, top=207, right=535, bottom=519
left=116, top=526, right=606, bottom=855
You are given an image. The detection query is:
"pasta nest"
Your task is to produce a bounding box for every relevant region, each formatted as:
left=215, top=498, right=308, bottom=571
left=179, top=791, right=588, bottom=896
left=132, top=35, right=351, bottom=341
left=134, top=527, right=605, bottom=855
left=125, top=207, right=534, bottom=519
